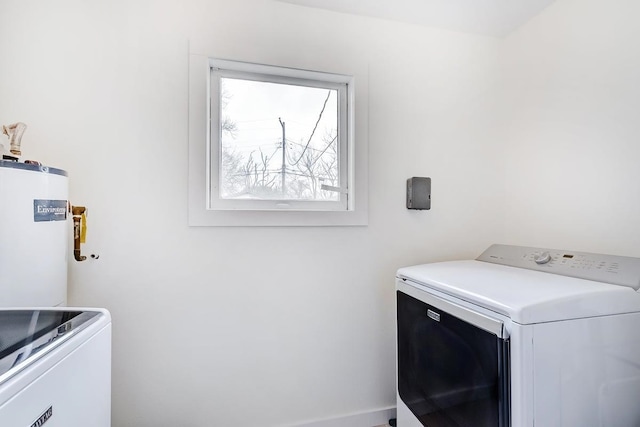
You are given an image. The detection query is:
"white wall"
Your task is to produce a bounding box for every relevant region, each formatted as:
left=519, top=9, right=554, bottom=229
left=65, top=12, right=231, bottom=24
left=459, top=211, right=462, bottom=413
left=0, top=0, right=505, bottom=426
left=501, top=0, right=640, bottom=256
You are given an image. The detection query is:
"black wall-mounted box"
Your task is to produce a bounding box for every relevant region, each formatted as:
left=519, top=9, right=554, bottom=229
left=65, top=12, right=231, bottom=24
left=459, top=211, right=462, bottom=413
left=406, top=177, right=431, bottom=210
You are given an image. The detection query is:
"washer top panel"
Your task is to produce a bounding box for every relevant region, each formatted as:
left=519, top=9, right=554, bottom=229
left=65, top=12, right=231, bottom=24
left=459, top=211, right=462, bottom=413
left=0, top=309, right=106, bottom=386
left=397, top=260, right=640, bottom=325
left=477, top=244, right=640, bottom=290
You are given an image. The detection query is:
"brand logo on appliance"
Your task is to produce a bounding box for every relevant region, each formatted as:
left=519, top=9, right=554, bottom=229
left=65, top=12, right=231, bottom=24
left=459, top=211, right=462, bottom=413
left=427, top=309, right=441, bottom=322
left=33, top=200, right=67, bottom=222
left=30, top=406, right=52, bottom=427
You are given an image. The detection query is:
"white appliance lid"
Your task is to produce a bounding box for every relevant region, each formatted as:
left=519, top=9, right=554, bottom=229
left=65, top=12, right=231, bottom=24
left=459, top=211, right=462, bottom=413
left=0, top=309, right=103, bottom=386
left=397, top=260, right=640, bottom=324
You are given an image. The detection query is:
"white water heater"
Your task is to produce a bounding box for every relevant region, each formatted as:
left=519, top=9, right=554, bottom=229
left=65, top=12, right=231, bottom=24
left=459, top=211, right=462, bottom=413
left=0, top=161, right=68, bottom=307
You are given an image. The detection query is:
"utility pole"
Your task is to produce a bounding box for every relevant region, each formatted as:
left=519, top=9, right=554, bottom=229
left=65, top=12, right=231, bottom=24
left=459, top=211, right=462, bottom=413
left=279, top=117, right=286, bottom=195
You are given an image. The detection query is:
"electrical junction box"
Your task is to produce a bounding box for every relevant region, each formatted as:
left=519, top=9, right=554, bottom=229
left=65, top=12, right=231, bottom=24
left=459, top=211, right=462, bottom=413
left=406, top=177, right=431, bottom=210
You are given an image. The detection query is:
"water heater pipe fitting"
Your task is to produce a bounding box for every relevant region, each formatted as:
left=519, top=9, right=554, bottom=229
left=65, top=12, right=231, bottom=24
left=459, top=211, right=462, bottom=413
left=2, top=122, right=27, bottom=156
left=71, top=205, right=87, bottom=262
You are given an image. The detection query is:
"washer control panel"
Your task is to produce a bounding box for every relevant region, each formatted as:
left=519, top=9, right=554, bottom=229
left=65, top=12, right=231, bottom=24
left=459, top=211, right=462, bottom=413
left=477, top=244, right=640, bottom=290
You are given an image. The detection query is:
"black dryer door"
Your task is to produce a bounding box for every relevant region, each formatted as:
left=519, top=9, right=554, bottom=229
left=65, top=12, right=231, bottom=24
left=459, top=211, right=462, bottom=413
left=397, top=289, right=510, bottom=427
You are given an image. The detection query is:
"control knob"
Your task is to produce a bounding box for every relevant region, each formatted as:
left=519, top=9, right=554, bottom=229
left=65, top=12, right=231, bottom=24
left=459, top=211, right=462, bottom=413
left=534, top=252, right=552, bottom=265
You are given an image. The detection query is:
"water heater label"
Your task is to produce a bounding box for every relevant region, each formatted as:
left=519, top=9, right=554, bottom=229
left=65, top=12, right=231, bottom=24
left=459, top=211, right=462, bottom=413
left=33, top=200, right=67, bottom=222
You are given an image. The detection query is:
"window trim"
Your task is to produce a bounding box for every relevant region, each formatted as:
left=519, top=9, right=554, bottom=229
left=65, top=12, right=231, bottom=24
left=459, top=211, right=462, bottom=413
left=188, top=53, right=368, bottom=227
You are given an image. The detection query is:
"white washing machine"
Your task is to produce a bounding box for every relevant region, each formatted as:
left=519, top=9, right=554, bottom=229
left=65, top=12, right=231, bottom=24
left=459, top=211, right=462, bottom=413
left=0, top=308, right=111, bottom=426
left=396, top=244, right=640, bottom=427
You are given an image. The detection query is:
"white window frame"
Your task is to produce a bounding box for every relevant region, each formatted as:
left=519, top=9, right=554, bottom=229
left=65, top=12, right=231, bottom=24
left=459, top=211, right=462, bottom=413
left=188, top=54, right=368, bottom=227
left=210, top=59, right=348, bottom=211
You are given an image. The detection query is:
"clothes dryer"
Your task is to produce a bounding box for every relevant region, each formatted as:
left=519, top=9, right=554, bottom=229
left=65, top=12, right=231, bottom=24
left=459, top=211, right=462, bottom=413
left=396, top=244, right=640, bottom=426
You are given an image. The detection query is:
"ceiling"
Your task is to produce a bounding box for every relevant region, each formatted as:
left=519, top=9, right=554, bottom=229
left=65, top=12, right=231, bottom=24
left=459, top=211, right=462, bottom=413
left=276, top=0, right=556, bottom=38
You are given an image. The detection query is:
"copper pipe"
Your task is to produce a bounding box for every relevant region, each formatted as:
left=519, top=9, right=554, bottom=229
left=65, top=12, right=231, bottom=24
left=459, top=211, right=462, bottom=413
left=72, top=206, right=86, bottom=262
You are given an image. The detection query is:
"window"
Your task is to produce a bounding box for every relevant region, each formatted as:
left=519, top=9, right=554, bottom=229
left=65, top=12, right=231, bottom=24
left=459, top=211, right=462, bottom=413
left=210, top=59, right=348, bottom=211
left=189, top=55, right=368, bottom=226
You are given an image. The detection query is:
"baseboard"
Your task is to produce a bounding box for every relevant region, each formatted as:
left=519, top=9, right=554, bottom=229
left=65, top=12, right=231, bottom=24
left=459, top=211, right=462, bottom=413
left=292, top=406, right=397, bottom=427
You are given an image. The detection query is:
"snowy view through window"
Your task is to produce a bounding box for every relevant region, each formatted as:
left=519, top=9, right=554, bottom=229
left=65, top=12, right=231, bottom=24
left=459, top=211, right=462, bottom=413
left=219, top=77, right=340, bottom=201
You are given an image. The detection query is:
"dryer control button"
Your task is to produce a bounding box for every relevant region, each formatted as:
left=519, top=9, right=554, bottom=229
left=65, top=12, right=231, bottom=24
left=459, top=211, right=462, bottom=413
left=534, top=252, right=552, bottom=265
